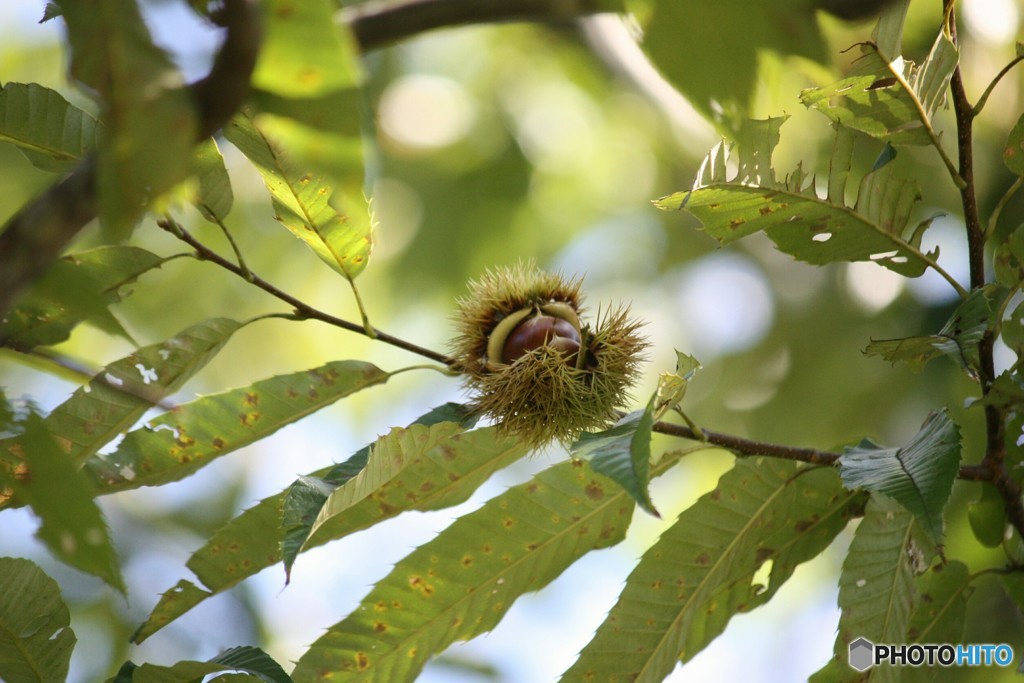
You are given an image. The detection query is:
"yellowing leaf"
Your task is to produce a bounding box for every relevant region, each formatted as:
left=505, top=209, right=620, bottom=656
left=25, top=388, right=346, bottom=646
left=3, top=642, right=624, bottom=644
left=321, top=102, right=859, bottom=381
left=224, top=110, right=372, bottom=281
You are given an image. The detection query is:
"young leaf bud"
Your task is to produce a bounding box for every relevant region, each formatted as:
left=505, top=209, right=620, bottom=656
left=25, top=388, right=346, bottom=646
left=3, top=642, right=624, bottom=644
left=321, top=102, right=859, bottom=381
left=450, top=262, right=647, bottom=447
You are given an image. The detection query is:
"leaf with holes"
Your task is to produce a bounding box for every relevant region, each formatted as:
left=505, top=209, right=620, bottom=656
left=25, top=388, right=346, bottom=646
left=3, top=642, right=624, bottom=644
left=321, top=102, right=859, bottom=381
left=839, top=409, right=961, bottom=544
left=0, top=558, right=76, bottom=683
left=864, top=286, right=995, bottom=377
left=0, top=82, right=100, bottom=172
left=0, top=246, right=167, bottom=351
left=655, top=120, right=939, bottom=279
left=563, top=458, right=864, bottom=683
left=2, top=416, right=124, bottom=591
left=291, top=459, right=638, bottom=683
left=21, top=318, right=242, bottom=473
left=800, top=32, right=957, bottom=146
left=83, top=361, right=388, bottom=494
left=811, top=495, right=933, bottom=681
left=224, top=109, right=372, bottom=281
left=56, top=0, right=197, bottom=238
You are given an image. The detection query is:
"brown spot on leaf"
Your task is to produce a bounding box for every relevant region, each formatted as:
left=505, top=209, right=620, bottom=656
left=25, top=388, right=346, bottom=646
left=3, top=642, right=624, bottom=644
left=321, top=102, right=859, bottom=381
left=409, top=575, right=435, bottom=596
left=755, top=547, right=773, bottom=564
left=243, top=392, right=259, bottom=407
left=695, top=551, right=711, bottom=565
left=373, top=621, right=387, bottom=633
left=461, top=555, right=474, bottom=568
left=794, top=514, right=820, bottom=533
left=584, top=482, right=605, bottom=500
left=355, top=652, right=370, bottom=671
left=211, top=438, right=225, bottom=450
left=502, top=517, right=515, bottom=529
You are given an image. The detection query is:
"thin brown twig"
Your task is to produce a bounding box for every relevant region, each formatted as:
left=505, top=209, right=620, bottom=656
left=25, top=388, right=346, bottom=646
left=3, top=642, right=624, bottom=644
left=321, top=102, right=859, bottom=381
left=157, top=218, right=455, bottom=366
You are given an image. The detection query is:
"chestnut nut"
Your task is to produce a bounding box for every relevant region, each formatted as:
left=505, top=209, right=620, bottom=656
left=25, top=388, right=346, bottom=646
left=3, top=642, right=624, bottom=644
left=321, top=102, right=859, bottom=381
left=501, top=314, right=581, bottom=364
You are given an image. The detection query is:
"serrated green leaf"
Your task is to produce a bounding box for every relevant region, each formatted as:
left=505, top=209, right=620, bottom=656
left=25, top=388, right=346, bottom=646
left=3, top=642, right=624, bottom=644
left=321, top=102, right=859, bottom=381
left=31, top=318, right=242, bottom=471
left=253, top=114, right=366, bottom=191
left=211, top=646, right=292, bottom=683
left=0, top=557, right=76, bottom=683
left=871, top=0, right=910, bottom=59
left=563, top=459, right=864, bottom=683
left=800, top=31, right=957, bottom=147
left=136, top=420, right=517, bottom=642
left=303, top=425, right=528, bottom=559
left=571, top=406, right=658, bottom=516
left=133, top=493, right=289, bottom=644
left=114, top=655, right=278, bottom=683
left=192, top=137, right=234, bottom=223
left=84, top=361, right=388, bottom=494
left=968, top=483, right=1007, bottom=548
left=40, top=2, right=61, bottom=22
left=0, top=82, right=100, bottom=172
left=3, top=416, right=124, bottom=591
left=291, top=459, right=637, bottom=683
left=282, top=403, right=478, bottom=578
left=130, top=580, right=212, bottom=645
left=253, top=0, right=361, bottom=97
left=811, top=495, right=932, bottom=682
left=56, top=0, right=197, bottom=239
left=864, top=287, right=995, bottom=376
left=656, top=119, right=939, bottom=279
left=0, top=246, right=166, bottom=351
left=839, top=410, right=961, bottom=543
left=308, top=423, right=467, bottom=536
left=224, top=109, right=372, bottom=281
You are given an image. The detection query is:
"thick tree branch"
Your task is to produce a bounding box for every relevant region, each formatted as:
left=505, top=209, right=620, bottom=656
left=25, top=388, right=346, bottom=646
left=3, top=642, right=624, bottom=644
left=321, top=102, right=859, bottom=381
left=343, top=0, right=609, bottom=51
left=0, top=0, right=261, bottom=317
left=0, top=0, right=615, bottom=319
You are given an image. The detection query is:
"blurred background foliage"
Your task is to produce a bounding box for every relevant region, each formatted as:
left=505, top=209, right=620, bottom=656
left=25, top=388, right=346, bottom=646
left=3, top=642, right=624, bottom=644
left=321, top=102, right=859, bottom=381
left=3, top=0, right=1024, bottom=680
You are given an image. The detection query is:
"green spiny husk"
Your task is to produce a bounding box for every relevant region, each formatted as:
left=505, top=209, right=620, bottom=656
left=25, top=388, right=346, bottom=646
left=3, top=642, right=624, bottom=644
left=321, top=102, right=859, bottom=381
left=451, top=264, right=647, bottom=447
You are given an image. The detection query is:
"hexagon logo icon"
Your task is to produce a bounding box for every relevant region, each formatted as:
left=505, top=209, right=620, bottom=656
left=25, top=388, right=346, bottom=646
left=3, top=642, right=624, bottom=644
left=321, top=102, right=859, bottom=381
left=849, top=637, right=875, bottom=672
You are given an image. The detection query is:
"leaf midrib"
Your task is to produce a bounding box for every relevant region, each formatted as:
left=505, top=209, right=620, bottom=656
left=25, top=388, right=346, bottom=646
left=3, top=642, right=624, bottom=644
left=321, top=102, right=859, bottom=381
left=635, top=467, right=856, bottom=681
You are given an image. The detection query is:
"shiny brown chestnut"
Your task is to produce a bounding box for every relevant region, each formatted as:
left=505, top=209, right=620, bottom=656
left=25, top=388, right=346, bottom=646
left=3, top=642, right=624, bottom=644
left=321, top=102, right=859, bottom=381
left=501, top=314, right=581, bottom=364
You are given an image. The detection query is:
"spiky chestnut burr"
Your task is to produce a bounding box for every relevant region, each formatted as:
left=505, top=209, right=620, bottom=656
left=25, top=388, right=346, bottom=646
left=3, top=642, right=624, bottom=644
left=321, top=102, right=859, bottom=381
left=450, top=262, right=647, bottom=447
